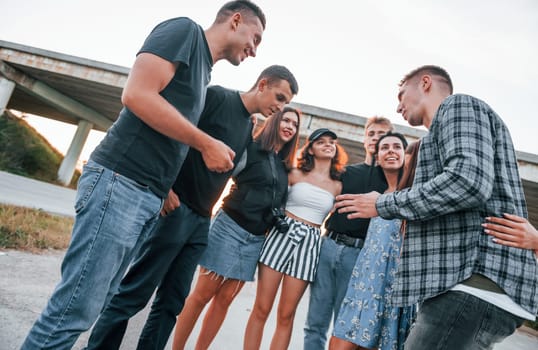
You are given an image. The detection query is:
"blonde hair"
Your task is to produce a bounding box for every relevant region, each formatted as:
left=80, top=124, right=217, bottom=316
left=365, top=115, right=393, bottom=132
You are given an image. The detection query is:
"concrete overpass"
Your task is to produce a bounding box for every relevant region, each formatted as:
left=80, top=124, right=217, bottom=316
left=0, top=40, right=127, bottom=184
left=1, top=40, right=537, bottom=226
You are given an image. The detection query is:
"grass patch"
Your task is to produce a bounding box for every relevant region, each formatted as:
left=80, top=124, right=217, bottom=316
left=527, top=319, right=538, bottom=332
left=0, top=204, right=73, bottom=252
left=0, top=111, right=80, bottom=188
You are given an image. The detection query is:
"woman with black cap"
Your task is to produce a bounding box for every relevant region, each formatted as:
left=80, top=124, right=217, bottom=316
left=244, top=128, right=348, bottom=350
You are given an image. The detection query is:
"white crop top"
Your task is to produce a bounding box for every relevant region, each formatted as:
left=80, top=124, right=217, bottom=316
left=285, top=182, right=335, bottom=225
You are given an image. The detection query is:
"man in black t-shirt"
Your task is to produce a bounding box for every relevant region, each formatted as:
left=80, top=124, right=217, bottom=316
left=22, top=3, right=268, bottom=349
left=303, top=116, right=394, bottom=350
left=85, top=65, right=298, bottom=350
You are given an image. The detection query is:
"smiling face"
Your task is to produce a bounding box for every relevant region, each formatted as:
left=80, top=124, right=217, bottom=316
left=257, top=79, right=294, bottom=117
left=376, top=136, right=405, bottom=171
left=226, top=13, right=264, bottom=65
left=309, top=135, right=337, bottom=160
left=278, top=111, right=299, bottom=144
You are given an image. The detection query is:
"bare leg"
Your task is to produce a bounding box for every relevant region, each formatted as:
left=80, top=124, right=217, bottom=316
left=244, top=264, right=284, bottom=350
left=194, top=279, right=246, bottom=349
left=329, top=335, right=368, bottom=350
left=269, top=274, right=309, bottom=350
left=171, top=267, right=224, bottom=350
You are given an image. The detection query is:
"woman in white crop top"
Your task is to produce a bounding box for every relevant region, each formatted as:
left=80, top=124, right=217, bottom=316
left=244, top=128, right=348, bottom=350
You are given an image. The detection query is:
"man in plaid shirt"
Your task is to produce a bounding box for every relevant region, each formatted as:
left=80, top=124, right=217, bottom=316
left=335, top=65, right=537, bottom=349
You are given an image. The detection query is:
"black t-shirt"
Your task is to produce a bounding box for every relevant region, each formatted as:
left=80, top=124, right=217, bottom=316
left=174, top=85, right=253, bottom=217
left=325, top=163, right=387, bottom=239
left=90, top=17, right=212, bottom=198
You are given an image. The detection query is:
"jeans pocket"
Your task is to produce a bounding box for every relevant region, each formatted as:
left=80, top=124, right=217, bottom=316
left=113, top=173, right=161, bottom=218
left=114, top=172, right=150, bottom=190
left=74, top=163, right=104, bottom=213
left=475, top=304, right=524, bottom=349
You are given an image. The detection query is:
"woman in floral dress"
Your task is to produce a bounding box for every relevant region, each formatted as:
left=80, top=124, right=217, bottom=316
left=330, top=134, right=419, bottom=350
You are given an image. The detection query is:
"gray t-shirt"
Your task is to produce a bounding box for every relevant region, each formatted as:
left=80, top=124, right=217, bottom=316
left=90, top=17, right=213, bottom=198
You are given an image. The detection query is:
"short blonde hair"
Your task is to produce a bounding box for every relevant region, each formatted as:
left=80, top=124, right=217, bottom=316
left=365, top=116, right=393, bottom=132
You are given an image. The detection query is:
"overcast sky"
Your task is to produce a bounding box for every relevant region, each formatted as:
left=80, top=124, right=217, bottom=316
left=2, top=0, right=537, bottom=158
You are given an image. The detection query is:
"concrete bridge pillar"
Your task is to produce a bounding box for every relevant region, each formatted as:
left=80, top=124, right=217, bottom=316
left=0, top=77, right=16, bottom=115
left=57, top=119, right=93, bottom=185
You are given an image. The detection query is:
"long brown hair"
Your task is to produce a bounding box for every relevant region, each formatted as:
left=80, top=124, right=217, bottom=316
left=296, top=137, right=348, bottom=180
left=398, top=140, right=421, bottom=237
left=253, top=106, right=301, bottom=170
left=397, top=140, right=420, bottom=191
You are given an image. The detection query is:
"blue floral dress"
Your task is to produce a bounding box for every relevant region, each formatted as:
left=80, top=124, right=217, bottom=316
left=332, top=217, right=416, bottom=350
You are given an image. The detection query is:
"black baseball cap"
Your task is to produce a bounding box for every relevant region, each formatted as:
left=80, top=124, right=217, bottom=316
left=308, top=128, right=337, bottom=142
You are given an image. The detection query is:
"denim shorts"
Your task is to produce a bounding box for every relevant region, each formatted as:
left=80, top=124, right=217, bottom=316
left=198, top=209, right=265, bottom=281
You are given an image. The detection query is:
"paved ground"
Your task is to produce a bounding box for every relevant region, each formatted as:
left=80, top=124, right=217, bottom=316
left=0, top=250, right=309, bottom=349
left=2, top=250, right=538, bottom=350
left=1, top=170, right=537, bottom=349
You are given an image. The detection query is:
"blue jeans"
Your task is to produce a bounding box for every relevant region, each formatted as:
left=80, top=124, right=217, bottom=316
left=304, top=237, right=361, bottom=350
left=85, top=203, right=209, bottom=350
left=21, top=161, right=162, bottom=350
left=404, top=291, right=525, bottom=350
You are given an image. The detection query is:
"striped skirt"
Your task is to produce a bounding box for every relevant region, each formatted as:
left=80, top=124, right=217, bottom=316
left=259, top=216, right=322, bottom=282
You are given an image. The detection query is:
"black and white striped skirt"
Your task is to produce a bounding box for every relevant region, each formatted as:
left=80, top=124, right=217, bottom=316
left=259, top=216, right=322, bottom=282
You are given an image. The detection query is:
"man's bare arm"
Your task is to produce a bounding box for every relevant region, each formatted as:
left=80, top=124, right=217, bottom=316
left=122, top=53, right=234, bottom=172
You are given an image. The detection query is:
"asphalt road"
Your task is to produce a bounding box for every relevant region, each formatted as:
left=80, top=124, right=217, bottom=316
left=0, top=170, right=75, bottom=217
left=1, top=170, right=537, bottom=349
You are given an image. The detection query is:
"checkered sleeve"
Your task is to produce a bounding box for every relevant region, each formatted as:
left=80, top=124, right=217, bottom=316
left=377, top=94, right=496, bottom=220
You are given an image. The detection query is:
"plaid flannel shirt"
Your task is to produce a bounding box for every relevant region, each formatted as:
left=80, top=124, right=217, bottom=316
left=377, top=94, right=538, bottom=314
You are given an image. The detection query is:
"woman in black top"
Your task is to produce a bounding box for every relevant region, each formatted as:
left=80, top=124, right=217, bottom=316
left=172, top=107, right=301, bottom=350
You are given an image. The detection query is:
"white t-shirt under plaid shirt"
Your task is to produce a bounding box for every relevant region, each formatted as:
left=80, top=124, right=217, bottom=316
left=376, top=94, right=538, bottom=316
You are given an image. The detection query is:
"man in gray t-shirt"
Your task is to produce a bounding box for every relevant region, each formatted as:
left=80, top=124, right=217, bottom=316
left=22, top=2, right=266, bottom=349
